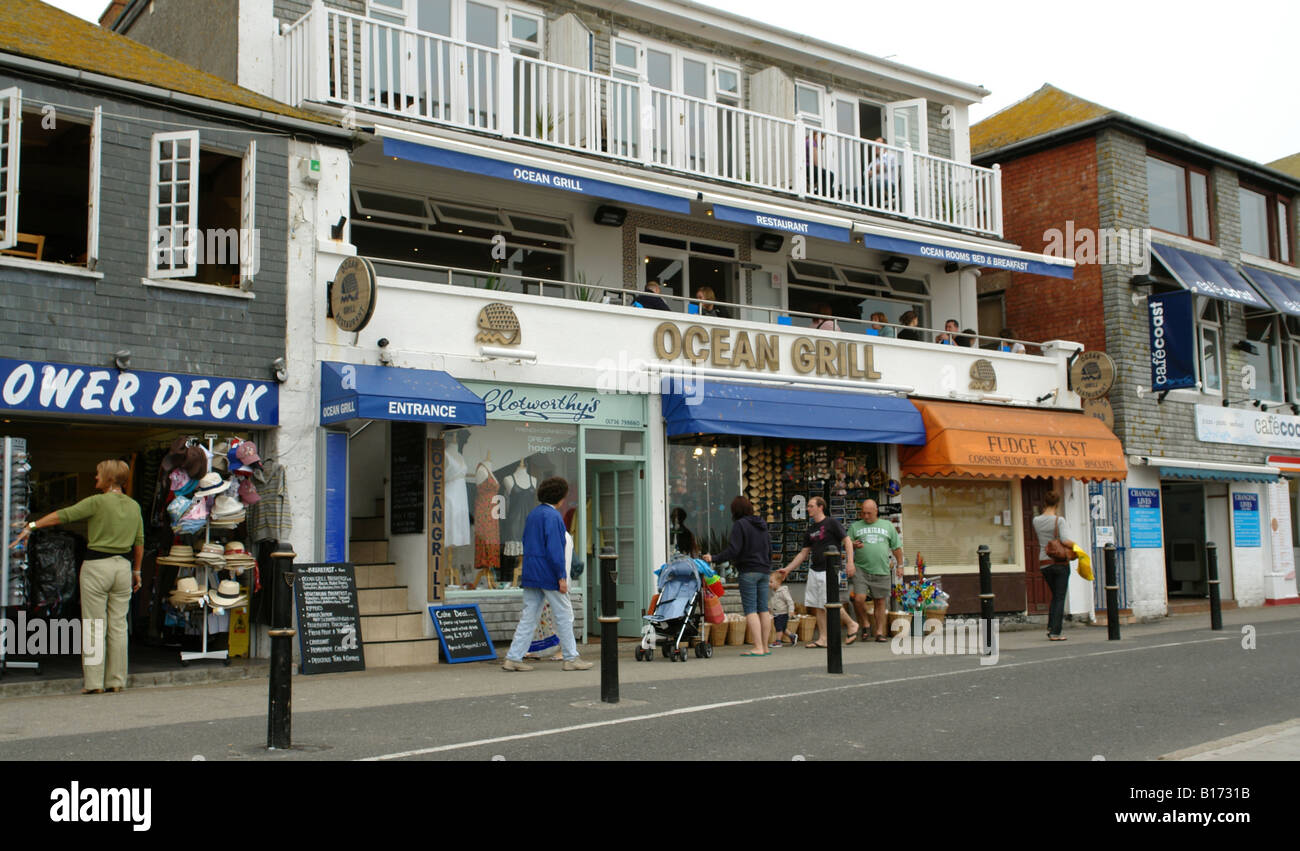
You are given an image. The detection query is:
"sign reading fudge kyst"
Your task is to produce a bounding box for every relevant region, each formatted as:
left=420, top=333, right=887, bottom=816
left=294, top=563, right=365, bottom=675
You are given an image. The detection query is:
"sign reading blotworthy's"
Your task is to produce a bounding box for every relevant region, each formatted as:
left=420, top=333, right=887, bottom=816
left=293, top=563, right=365, bottom=675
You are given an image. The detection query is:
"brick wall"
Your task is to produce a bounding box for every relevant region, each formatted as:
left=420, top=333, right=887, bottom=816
left=994, top=136, right=1105, bottom=352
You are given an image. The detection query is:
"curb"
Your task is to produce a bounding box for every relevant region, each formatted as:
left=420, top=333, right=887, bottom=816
left=0, top=661, right=269, bottom=699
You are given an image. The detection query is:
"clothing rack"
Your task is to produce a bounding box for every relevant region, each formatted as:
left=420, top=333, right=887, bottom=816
left=179, top=434, right=245, bottom=666
left=1, top=436, right=41, bottom=675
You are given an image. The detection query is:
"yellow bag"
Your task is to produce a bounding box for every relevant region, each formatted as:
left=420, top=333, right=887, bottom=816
left=1072, top=544, right=1093, bottom=581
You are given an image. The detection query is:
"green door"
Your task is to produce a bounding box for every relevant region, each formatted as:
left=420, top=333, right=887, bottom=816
left=586, top=460, right=645, bottom=637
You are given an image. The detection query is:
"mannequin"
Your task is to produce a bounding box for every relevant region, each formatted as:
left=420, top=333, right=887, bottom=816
left=472, top=451, right=500, bottom=588
left=444, top=431, right=472, bottom=586
left=499, top=459, right=538, bottom=585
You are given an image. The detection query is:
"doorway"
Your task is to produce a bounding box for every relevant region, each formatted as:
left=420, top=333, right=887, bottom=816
left=1021, top=478, right=1054, bottom=614
left=586, top=459, right=646, bottom=637
left=1162, top=483, right=1209, bottom=597
left=638, top=234, right=737, bottom=309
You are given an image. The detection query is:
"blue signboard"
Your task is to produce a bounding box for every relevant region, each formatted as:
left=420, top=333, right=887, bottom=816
left=857, top=231, right=1074, bottom=279
left=1128, top=488, right=1163, bottom=549
left=0, top=357, right=278, bottom=425
left=382, top=137, right=691, bottom=213
left=323, top=431, right=348, bottom=563
left=711, top=204, right=851, bottom=243
left=320, top=361, right=486, bottom=426
left=1147, top=290, right=1197, bottom=391
left=1232, top=492, right=1261, bottom=548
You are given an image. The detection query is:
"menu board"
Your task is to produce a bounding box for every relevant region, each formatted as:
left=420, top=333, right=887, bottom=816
left=294, top=563, right=365, bottom=675
left=428, top=604, right=496, bottom=663
left=390, top=422, right=425, bottom=535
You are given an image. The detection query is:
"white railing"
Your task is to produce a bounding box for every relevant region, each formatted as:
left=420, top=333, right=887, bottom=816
left=285, top=3, right=1002, bottom=236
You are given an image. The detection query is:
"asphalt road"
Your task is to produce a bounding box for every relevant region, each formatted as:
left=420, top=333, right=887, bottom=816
left=1, top=608, right=1296, bottom=763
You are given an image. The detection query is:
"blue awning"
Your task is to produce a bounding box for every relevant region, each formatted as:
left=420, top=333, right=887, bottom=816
left=320, top=362, right=486, bottom=426
left=1150, top=244, right=1268, bottom=309
left=662, top=379, right=926, bottom=444
left=1158, top=466, right=1279, bottom=484
left=1242, top=266, right=1300, bottom=318
left=856, top=228, right=1074, bottom=279
left=380, top=136, right=692, bottom=214
left=711, top=203, right=852, bottom=243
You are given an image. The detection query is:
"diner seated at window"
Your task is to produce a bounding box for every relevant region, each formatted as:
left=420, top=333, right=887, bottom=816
left=695, top=287, right=728, bottom=319
left=865, top=138, right=899, bottom=204
left=896, top=310, right=923, bottom=341
left=936, top=319, right=960, bottom=345
left=866, top=311, right=889, bottom=336
left=634, top=280, right=672, bottom=311
left=810, top=303, right=841, bottom=332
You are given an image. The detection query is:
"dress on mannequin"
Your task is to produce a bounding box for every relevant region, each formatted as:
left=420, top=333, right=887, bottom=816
left=500, top=464, right=537, bottom=557
left=473, top=462, right=500, bottom=572
left=444, top=442, right=472, bottom=548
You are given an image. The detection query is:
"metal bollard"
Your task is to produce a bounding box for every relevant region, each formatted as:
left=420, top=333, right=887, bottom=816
left=825, top=546, right=843, bottom=675
left=1206, top=542, right=1223, bottom=631
left=977, top=545, right=994, bottom=656
left=267, top=547, right=296, bottom=750
left=1104, top=544, right=1121, bottom=641
left=598, top=548, right=619, bottom=704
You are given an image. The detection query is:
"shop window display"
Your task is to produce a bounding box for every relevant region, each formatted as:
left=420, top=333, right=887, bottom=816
left=668, top=440, right=740, bottom=562
left=901, top=479, right=1014, bottom=567
left=450, top=421, right=578, bottom=588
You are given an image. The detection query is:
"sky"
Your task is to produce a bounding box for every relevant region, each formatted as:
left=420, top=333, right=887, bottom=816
left=42, top=0, right=1299, bottom=165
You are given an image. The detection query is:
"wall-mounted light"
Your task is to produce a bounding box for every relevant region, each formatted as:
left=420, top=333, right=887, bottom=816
left=1234, top=340, right=1260, bottom=355
left=1130, top=274, right=1159, bottom=288
left=271, top=357, right=288, bottom=384
left=479, top=346, right=538, bottom=362
left=330, top=216, right=347, bottom=240
left=944, top=261, right=960, bottom=274
left=377, top=337, right=393, bottom=366
left=113, top=349, right=131, bottom=371
left=594, top=205, right=627, bottom=227
left=755, top=233, right=784, bottom=253
left=883, top=255, right=909, bottom=274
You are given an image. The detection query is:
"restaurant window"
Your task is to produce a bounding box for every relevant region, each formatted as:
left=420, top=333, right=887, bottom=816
left=901, top=479, right=1015, bottom=567
left=1244, top=312, right=1284, bottom=403
left=1146, top=154, right=1212, bottom=242
left=667, top=438, right=740, bottom=559
left=1286, top=318, right=1300, bottom=402
left=1239, top=184, right=1293, bottom=264
left=1198, top=298, right=1223, bottom=394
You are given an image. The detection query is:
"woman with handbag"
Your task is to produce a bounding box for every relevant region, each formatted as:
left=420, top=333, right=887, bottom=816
left=704, top=496, right=773, bottom=656
left=1033, top=491, right=1075, bottom=641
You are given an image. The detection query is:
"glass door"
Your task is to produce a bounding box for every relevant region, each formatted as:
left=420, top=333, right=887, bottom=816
left=640, top=248, right=687, bottom=309
left=586, top=460, right=645, bottom=637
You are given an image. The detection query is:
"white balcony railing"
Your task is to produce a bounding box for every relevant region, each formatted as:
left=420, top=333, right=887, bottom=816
left=285, top=3, right=1002, bottom=237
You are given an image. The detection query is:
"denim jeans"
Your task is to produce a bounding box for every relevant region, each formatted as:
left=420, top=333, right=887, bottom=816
left=506, top=588, right=580, bottom=662
left=1040, top=562, right=1070, bottom=637
left=737, top=571, right=771, bottom=615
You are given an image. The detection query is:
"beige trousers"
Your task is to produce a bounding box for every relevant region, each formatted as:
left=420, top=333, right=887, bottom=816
left=79, top=556, right=132, bottom=690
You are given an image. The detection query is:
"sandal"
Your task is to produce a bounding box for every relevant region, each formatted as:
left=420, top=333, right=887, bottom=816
left=1049, top=635, right=1068, bottom=641
left=844, top=632, right=858, bottom=645
left=740, top=651, right=768, bottom=656
left=874, top=635, right=889, bottom=642
left=106, top=687, right=124, bottom=693
left=805, top=642, right=827, bottom=649
left=81, top=688, right=103, bottom=695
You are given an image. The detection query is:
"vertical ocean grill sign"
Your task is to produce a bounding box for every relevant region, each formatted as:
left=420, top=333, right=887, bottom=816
left=1147, top=290, right=1197, bottom=391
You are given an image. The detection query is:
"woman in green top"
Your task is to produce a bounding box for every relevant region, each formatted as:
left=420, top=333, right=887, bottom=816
left=10, top=459, right=144, bottom=693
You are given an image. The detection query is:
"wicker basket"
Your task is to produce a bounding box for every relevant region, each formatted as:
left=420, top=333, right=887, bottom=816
left=797, top=615, right=816, bottom=642
left=887, top=611, right=912, bottom=638
left=726, top=619, right=747, bottom=645
left=924, top=607, right=947, bottom=625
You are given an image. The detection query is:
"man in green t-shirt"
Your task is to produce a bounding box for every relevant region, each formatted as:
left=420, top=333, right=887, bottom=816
left=848, top=499, right=902, bottom=642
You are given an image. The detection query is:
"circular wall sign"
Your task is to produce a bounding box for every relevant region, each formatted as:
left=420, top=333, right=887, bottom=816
left=1071, top=351, right=1116, bottom=399
left=330, top=257, right=377, bottom=333
left=1082, top=397, right=1115, bottom=432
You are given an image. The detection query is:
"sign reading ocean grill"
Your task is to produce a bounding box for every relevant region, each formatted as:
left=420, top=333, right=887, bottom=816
left=0, top=358, right=277, bottom=425
left=653, top=323, right=881, bottom=380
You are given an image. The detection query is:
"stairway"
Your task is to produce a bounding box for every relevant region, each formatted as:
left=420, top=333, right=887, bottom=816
left=351, top=501, right=440, bottom=667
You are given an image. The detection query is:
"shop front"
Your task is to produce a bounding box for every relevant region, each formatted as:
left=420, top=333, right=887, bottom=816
left=0, top=356, right=281, bottom=668
left=899, top=400, right=1127, bottom=615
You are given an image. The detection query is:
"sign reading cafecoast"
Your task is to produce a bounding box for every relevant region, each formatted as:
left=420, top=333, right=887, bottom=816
left=1196, top=404, right=1300, bottom=451
left=653, top=323, right=881, bottom=380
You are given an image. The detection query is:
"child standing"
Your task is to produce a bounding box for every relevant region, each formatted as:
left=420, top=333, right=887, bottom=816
left=768, top=571, right=798, bottom=647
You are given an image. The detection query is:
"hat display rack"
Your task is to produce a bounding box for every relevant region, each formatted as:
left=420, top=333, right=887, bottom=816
left=159, top=435, right=259, bottom=666
left=1, top=437, right=40, bottom=675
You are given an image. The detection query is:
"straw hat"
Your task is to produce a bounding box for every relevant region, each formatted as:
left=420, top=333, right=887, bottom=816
left=208, top=580, right=247, bottom=608
left=195, top=542, right=226, bottom=568
left=168, top=577, right=207, bottom=607
left=194, top=471, right=228, bottom=498
left=222, top=541, right=256, bottom=573
left=155, top=543, right=196, bottom=566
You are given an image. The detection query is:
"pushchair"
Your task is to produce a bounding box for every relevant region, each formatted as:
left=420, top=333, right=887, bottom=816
left=635, top=556, right=713, bottom=662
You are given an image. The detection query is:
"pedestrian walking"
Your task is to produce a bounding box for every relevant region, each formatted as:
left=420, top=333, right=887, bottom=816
left=502, top=476, right=593, bottom=671
left=848, top=499, right=903, bottom=642
left=10, top=459, right=143, bottom=693
left=768, top=571, right=798, bottom=647
left=779, top=496, right=859, bottom=647
left=703, top=496, right=772, bottom=656
left=1033, top=491, right=1075, bottom=641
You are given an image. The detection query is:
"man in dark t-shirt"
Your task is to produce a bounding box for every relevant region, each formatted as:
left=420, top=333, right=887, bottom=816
left=780, top=496, right=859, bottom=648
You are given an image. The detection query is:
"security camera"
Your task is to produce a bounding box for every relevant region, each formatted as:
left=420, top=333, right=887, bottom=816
left=377, top=338, right=390, bottom=348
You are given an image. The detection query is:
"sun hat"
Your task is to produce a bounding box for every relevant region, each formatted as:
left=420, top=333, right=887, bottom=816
left=212, top=493, right=245, bottom=519
left=194, top=472, right=228, bottom=498
left=208, top=579, right=247, bottom=608
left=156, top=543, right=197, bottom=566
left=168, top=577, right=207, bottom=607
left=160, top=437, right=190, bottom=472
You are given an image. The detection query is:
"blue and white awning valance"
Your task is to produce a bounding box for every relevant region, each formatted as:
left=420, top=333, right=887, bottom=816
left=1241, top=266, right=1300, bottom=318
left=1149, top=244, right=1268, bottom=309
left=853, top=223, right=1075, bottom=279
left=320, top=362, right=486, bottom=426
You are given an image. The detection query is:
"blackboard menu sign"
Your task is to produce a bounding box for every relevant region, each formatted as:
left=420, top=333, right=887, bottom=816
left=390, top=422, right=425, bottom=535
left=294, top=563, right=366, bottom=675
left=428, top=604, right=496, bottom=663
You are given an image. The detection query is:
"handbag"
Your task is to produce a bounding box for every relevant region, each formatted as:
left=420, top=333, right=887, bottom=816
left=1045, top=516, right=1072, bottom=562
left=701, top=585, right=726, bottom=624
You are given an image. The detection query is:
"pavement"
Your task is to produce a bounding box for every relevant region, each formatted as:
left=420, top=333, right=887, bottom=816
left=2, top=604, right=1297, bottom=760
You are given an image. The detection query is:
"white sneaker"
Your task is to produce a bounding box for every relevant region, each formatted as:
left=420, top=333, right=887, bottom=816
left=502, top=659, right=533, bottom=671
left=562, top=658, right=593, bottom=671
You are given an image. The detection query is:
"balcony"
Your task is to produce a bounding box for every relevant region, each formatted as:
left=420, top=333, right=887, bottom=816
left=282, top=4, right=1002, bottom=237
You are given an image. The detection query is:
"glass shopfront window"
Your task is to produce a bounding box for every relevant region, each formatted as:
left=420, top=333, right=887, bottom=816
left=667, top=438, right=741, bottom=557
left=446, top=420, right=579, bottom=588
left=902, top=479, right=1015, bottom=567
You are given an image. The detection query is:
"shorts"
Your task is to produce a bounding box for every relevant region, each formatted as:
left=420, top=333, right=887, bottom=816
left=737, top=570, right=770, bottom=615
left=773, top=613, right=789, bottom=632
left=850, top=570, right=892, bottom=600
left=804, top=569, right=827, bottom=609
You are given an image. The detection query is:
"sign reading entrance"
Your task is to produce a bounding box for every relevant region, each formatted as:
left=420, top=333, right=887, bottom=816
left=428, top=604, right=496, bottom=663
left=293, top=563, right=365, bottom=674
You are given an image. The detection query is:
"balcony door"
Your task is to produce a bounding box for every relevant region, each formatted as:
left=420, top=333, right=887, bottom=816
left=886, top=98, right=927, bottom=154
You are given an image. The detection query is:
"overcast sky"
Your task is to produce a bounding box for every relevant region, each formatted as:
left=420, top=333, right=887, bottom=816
left=44, top=0, right=1299, bottom=164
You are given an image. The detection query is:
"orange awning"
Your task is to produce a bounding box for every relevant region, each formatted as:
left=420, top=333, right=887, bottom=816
left=900, top=400, right=1127, bottom=481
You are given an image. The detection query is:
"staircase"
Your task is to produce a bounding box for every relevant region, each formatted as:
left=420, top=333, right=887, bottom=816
left=351, top=501, right=440, bottom=667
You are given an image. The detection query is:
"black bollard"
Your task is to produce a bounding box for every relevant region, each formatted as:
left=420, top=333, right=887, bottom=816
left=267, top=547, right=296, bottom=750
left=599, top=548, right=619, bottom=703
left=825, top=546, right=843, bottom=675
left=1104, top=544, right=1120, bottom=641
left=977, top=545, right=994, bottom=656
left=1206, top=542, right=1223, bottom=631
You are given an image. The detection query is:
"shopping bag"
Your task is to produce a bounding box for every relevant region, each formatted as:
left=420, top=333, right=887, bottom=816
left=1073, top=544, right=1093, bottom=581
left=701, top=586, right=725, bottom=624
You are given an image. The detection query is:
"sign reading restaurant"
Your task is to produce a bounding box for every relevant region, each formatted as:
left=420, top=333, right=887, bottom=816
left=652, top=323, right=881, bottom=380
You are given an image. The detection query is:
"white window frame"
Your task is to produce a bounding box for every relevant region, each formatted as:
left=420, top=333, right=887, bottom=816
left=794, top=80, right=824, bottom=127
left=0, top=87, right=20, bottom=251
left=1245, top=311, right=1286, bottom=405
left=147, top=130, right=199, bottom=279
left=714, top=62, right=741, bottom=106
left=1197, top=297, right=1223, bottom=395
left=240, top=140, right=257, bottom=286
left=886, top=97, right=928, bottom=155
left=506, top=7, right=542, bottom=57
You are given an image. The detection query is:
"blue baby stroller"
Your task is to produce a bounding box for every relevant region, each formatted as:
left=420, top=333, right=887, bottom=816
left=635, top=556, right=713, bottom=662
